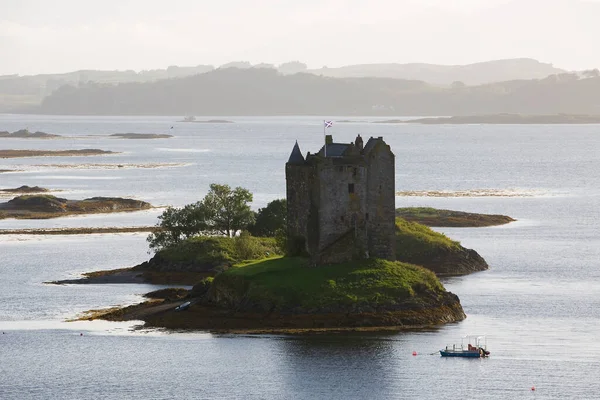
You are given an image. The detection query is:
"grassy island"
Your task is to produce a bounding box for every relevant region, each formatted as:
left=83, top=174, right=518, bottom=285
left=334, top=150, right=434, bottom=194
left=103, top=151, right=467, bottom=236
left=209, top=257, right=447, bottom=312
left=64, top=187, right=492, bottom=332
left=56, top=217, right=487, bottom=287
left=0, top=149, right=116, bottom=158
left=396, top=207, right=515, bottom=227
left=0, top=185, right=50, bottom=194
left=85, top=256, right=465, bottom=333
left=394, top=218, right=488, bottom=275
left=0, top=129, right=61, bottom=138
left=70, top=218, right=486, bottom=332
left=0, top=194, right=152, bottom=220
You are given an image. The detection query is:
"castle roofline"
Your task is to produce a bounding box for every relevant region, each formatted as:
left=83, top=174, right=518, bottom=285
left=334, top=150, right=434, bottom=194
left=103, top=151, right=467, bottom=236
left=287, top=141, right=305, bottom=164
left=363, top=136, right=386, bottom=155
left=317, top=143, right=351, bottom=158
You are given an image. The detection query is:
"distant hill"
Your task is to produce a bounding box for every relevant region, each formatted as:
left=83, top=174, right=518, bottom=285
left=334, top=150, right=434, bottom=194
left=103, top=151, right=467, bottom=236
left=306, top=59, right=565, bottom=86
left=0, top=58, right=568, bottom=112
left=0, top=65, right=214, bottom=112
left=30, top=68, right=600, bottom=116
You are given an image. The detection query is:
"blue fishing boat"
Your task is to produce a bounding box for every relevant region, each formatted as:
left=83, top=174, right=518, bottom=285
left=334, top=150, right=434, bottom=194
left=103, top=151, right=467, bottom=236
left=440, top=335, right=490, bottom=358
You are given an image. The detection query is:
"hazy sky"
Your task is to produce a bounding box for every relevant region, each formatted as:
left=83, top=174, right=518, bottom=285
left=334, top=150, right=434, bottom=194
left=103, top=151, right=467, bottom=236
left=1, top=0, right=598, bottom=75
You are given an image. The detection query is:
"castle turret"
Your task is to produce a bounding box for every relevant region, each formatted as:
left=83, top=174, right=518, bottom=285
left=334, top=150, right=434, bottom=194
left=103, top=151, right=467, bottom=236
left=288, top=141, right=305, bottom=164
left=286, top=141, right=311, bottom=256
left=355, top=134, right=364, bottom=151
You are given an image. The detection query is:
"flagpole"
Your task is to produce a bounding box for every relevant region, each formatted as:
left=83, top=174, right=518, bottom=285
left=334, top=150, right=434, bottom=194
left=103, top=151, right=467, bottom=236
left=323, top=120, right=327, bottom=157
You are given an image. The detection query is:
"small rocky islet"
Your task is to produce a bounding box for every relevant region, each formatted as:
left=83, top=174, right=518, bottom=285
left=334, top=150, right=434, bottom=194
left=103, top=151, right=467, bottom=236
left=0, top=194, right=152, bottom=220
left=396, top=207, right=515, bottom=227
left=109, top=133, right=173, bottom=139
left=0, top=129, right=61, bottom=139
left=178, top=117, right=233, bottom=123
left=0, top=128, right=174, bottom=140
left=0, top=185, right=50, bottom=194
left=0, top=149, right=116, bottom=158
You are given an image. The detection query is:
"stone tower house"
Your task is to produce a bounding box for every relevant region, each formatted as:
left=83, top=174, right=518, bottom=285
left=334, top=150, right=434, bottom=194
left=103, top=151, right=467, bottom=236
left=286, top=134, right=396, bottom=265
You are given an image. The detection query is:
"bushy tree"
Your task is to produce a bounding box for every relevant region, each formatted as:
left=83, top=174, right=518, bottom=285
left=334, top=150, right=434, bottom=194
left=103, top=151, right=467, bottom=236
left=147, top=183, right=255, bottom=251
left=248, top=199, right=286, bottom=237
left=146, top=203, right=206, bottom=251
left=201, top=184, right=254, bottom=237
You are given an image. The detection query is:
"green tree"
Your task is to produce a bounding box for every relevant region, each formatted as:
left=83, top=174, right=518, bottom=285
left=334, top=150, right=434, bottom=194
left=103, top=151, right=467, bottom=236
left=147, top=183, right=255, bottom=251
left=146, top=203, right=205, bottom=251
left=248, top=199, right=287, bottom=237
left=201, top=184, right=254, bottom=237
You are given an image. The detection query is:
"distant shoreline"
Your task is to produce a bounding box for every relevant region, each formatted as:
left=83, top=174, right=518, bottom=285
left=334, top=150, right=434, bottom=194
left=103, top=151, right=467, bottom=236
left=377, top=114, right=600, bottom=124
left=0, top=226, right=157, bottom=235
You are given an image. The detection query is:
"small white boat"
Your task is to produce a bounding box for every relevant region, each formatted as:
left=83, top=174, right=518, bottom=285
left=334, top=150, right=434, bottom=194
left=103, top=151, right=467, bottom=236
left=175, top=301, right=191, bottom=311
left=440, top=335, right=490, bottom=358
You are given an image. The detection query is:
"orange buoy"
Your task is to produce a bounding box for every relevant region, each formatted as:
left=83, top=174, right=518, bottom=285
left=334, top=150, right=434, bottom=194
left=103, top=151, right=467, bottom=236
left=412, top=351, right=417, bottom=356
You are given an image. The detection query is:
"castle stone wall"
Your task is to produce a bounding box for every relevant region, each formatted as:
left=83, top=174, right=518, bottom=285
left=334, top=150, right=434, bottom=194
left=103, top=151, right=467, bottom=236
left=285, top=164, right=312, bottom=254
left=366, top=143, right=396, bottom=260
left=286, top=135, right=395, bottom=265
left=315, top=160, right=368, bottom=264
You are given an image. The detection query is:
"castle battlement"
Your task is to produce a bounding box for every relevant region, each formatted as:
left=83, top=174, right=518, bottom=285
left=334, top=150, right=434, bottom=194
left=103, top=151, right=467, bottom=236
left=286, top=134, right=396, bottom=265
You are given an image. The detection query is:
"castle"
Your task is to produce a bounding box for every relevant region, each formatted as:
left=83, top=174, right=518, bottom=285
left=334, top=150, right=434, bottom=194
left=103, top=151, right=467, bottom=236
left=286, top=134, right=396, bottom=265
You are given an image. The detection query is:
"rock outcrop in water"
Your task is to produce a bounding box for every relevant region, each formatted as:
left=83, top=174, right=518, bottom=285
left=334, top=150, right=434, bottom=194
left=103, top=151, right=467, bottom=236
left=0, top=149, right=116, bottom=158
left=0, top=129, right=61, bottom=138
left=0, top=185, right=50, bottom=194
left=109, top=133, right=173, bottom=139
left=0, top=195, right=152, bottom=219
left=396, top=207, right=515, bottom=227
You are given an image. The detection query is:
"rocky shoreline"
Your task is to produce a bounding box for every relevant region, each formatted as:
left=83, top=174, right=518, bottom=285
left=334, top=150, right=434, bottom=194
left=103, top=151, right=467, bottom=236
left=81, top=294, right=465, bottom=334
left=75, top=258, right=466, bottom=333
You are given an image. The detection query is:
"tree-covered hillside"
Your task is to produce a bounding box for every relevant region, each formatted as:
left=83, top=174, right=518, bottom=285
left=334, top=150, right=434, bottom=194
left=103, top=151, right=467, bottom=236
left=33, top=67, right=600, bottom=116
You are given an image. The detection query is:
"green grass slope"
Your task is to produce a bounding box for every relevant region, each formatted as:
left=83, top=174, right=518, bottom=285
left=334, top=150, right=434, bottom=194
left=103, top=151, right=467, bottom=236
left=208, top=256, right=450, bottom=313
left=396, top=207, right=515, bottom=227
left=395, top=218, right=488, bottom=275
left=136, top=236, right=282, bottom=273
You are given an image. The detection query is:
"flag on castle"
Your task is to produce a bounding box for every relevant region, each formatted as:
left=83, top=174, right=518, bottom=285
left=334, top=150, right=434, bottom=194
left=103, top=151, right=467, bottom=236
left=323, top=120, right=334, bottom=156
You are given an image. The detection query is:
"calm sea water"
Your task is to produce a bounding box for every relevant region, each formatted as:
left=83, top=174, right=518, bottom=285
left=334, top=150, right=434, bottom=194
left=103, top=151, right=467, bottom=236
left=1, top=115, right=599, bottom=399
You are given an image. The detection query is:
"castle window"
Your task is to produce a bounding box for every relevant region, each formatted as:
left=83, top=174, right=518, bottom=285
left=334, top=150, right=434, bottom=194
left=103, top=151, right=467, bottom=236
left=348, top=183, right=355, bottom=193
left=366, top=213, right=369, bottom=220
left=338, top=166, right=344, bottom=172
left=353, top=168, right=357, bottom=177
